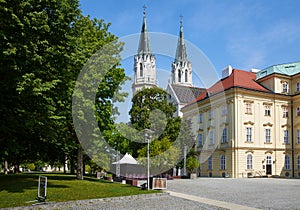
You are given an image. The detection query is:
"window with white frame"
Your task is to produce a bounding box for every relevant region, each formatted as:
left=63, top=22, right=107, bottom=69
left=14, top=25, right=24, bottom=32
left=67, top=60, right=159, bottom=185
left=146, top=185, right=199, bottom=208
left=284, top=155, right=290, bottom=170
left=282, top=82, right=288, bottom=93
left=209, top=109, right=214, bottom=119
left=220, top=155, right=226, bottom=170
left=264, top=105, right=271, bottom=116
left=247, top=154, right=253, bottom=170
left=265, top=129, right=271, bottom=143
left=198, top=113, right=202, bottom=123
left=209, top=130, right=214, bottom=145
left=297, top=129, right=300, bottom=144
left=197, top=133, right=203, bottom=147
left=282, top=106, right=288, bottom=118
left=208, top=156, right=212, bottom=170
left=246, top=127, right=252, bottom=142
left=222, top=128, right=227, bottom=143
left=298, top=155, right=300, bottom=170
left=221, top=105, right=227, bottom=116
left=297, top=107, right=300, bottom=116
left=266, top=155, right=272, bottom=165
left=245, top=102, right=252, bottom=114
left=284, top=130, right=289, bottom=144
left=297, top=82, right=300, bottom=92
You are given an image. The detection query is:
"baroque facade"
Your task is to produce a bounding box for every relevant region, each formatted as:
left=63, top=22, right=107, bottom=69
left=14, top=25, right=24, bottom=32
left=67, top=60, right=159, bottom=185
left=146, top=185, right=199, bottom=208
left=182, top=63, right=300, bottom=178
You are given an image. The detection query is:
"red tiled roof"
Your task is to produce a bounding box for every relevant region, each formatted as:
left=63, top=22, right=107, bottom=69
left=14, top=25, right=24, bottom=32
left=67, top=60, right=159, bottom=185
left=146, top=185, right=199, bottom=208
left=193, top=69, right=270, bottom=103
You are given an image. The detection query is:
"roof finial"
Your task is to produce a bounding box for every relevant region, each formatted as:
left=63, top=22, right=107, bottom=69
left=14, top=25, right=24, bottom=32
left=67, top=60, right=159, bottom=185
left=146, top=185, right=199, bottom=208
left=180, top=14, right=183, bottom=26
left=143, top=5, right=147, bottom=16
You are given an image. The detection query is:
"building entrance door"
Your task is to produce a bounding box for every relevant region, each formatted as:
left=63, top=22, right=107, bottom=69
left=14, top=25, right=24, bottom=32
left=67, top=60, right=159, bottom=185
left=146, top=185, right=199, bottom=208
left=266, top=164, right=272, bottom=175
left=266, top=155, right=272, bottom=175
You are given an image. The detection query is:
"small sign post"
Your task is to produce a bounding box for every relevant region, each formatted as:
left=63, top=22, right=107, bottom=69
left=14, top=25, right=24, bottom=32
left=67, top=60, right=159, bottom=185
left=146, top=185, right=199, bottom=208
left=37, top=176, right=47, bottom=202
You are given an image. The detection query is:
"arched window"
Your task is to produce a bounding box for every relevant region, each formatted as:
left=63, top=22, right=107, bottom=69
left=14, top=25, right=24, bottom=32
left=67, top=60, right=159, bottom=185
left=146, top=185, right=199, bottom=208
left=140, top=63, right=143, bottom=77
left=220, top=155, right=226, bottom=170
left=208, top=156, right=212, bottom=170
left=297, top=155, right=300, bottom=170
left=185, top=70, right=188, bottom=82
left=247, top=154, right=253, bottom=170
left=178, top=70, right=181, bottom=82
left=285, top=155, right=290, bottom=170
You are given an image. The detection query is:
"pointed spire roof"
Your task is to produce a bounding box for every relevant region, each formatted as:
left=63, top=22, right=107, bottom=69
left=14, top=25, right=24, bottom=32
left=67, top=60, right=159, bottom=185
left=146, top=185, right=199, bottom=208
left=175, top=16, right=188, bottom=62
left=138, top=6, right=152, bottom=55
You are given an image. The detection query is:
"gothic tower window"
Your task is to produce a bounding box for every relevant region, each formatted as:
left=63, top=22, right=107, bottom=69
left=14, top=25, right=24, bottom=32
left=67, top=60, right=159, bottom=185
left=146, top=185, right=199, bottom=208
left=178, top=70, right=181, bottom=82
left=140, top=63, right=143, bottom=77
left=185, top=69, right=188, bottom=82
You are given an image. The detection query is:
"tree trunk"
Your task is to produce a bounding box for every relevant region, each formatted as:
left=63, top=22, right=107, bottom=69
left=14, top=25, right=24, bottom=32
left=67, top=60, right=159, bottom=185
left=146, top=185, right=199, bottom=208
left=4, top=161, right=8, bottom=174
left=70, top=157, right=75, bottom=174
left=76, top=146, right=83, bottom=180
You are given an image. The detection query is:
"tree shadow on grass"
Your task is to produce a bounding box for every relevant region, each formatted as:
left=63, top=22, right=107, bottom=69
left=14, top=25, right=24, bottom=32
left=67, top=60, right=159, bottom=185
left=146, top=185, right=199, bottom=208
left=0, top=173, right=71, bottom=193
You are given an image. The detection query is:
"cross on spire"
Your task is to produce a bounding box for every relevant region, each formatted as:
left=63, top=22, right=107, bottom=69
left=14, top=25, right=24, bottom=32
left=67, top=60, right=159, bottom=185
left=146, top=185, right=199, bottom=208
left=180, top=14, right=183, bottom=25
left=143, top=5, right=147, bottom=15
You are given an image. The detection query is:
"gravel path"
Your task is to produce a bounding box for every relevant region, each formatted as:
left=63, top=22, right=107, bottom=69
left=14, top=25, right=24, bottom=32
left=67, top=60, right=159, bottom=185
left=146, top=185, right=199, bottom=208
left=6, top=178, right=300, bottom=210
left=167, top=178, right=300, bottom=210
left=8, top=193, right=226, bottom=210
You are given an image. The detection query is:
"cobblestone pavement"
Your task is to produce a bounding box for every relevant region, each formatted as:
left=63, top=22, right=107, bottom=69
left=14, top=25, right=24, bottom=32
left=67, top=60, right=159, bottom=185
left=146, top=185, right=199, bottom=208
left=167, top=178, right=300, bottom=210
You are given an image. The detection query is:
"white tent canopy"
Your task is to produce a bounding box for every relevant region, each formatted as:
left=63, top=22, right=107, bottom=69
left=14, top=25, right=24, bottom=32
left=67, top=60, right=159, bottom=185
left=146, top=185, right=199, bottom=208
left=112, top=153, right=137, bottom=165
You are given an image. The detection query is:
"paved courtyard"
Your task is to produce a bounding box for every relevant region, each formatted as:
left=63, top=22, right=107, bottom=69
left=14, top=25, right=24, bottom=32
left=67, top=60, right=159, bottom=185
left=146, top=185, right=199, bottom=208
left=10, top=178, right=300, bottom=210
left=167, top=178, right=300, bottom=209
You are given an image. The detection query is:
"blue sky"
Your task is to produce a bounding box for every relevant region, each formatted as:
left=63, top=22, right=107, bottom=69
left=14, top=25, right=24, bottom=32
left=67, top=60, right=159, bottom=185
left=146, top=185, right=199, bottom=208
left=80, top=0, right=300, bottom=74
left=79, top=0, right=300, bottom=122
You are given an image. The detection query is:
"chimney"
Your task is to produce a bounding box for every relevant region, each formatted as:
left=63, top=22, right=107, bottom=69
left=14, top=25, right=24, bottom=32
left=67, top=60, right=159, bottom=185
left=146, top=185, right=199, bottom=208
left=222, top=65, right=233, bottom=79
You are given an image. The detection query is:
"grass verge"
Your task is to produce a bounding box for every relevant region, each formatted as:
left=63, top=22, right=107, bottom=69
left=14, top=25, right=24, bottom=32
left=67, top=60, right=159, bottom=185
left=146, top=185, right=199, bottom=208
left=0, top=173, right=159, bottom=208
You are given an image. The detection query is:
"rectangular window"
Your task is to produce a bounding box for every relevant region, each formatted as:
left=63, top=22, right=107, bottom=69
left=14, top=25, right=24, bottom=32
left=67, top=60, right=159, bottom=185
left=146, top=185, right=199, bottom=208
left=282, top=82, right=288, bottom=93
left=208, top=156, right=212, bottom=170
left=247, top=154, right=253, bottom=170
left=198, top=113, right=202, bottom=123
left=245, top=103, right=252, bottom=114
left=297, top=130, right=300, bottom=144
left=209, top=110, right=214, bottom=119
left=197, top=133, right=203, bottom=147
left=265, top=129, right=271, bottom=143
left=284, top=130, right=289, bottom=144
left=264, top=105, right=271, bottom=116
left=222, top=128, right=227, bottom=143
left=246, top=127, right=252, bottom=142
left=209, top=130, right=214, bottom=145
left=221, top=105, right=227, bottom=116
left=297, top=82, right=300, bottom=92
left=220, top=155, right=226, bottom=170
left=285, top=155, right=290, bottom=170
left=297, top=107, right=300, bottom=116
left=283, top=107, right=288, bottom=118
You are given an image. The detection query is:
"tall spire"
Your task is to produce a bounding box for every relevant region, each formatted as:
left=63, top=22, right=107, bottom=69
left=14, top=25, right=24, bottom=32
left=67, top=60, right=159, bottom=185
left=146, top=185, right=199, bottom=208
left=171, top=15, right=192, bottom=86
left=175, top=15, right=188, bottom=62
left=138, top=5, right=152, bottom=55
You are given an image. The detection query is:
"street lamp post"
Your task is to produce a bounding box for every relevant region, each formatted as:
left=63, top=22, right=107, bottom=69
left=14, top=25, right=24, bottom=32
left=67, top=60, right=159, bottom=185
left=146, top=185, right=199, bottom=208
left=144, top=128, right=153, bottom=190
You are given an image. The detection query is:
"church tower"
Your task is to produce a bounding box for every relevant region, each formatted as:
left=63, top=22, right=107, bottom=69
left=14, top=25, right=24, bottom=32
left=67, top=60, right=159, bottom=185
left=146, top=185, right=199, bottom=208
left=132, top=7, right=157, bottom=94
left=171, top=16, right=192, bottom=86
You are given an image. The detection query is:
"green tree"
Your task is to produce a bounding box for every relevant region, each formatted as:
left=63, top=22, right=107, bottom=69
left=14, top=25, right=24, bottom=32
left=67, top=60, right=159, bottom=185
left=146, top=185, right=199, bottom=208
left=0, top=0, right=128, bottom=179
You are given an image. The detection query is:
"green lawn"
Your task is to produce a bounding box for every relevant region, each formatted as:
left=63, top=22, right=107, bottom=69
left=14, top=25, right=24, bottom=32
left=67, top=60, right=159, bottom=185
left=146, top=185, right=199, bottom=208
left=0, top=173, right=158, bottom=208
